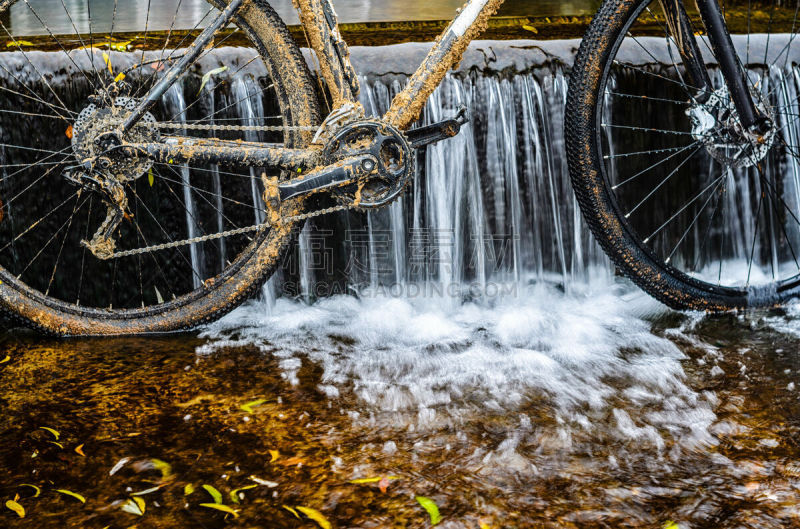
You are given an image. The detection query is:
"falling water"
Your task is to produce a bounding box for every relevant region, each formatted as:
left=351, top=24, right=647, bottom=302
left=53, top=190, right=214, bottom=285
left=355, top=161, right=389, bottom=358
left=162, top=83, right=205, bottom=289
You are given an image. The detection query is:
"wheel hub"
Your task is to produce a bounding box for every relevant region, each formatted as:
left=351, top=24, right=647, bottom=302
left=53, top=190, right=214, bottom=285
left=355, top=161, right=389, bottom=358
left=687, top=86, right=776, bottom=169
left=71, top=96, right=159, bottom=181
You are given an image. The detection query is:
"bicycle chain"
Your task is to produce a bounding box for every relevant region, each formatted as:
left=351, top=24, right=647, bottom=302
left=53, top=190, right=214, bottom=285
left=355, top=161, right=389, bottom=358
left=110, top=121, right=356, bottom=259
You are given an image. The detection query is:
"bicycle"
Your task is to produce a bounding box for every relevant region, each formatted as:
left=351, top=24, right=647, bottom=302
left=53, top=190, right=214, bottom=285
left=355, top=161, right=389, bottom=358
left=0, top=0, right=797, bottom=335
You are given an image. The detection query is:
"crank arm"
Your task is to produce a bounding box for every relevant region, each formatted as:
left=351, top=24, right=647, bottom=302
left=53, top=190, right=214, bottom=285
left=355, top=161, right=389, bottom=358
left=121, top=137, right=321, bottom=171
left=264, top=154, right=378, bottom=224
left=406, top=106, right=469, bottom=149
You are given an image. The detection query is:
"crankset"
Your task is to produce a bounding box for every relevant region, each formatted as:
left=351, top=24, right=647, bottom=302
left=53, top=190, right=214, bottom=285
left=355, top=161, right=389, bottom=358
left=264, top=109, right=469, bottom=224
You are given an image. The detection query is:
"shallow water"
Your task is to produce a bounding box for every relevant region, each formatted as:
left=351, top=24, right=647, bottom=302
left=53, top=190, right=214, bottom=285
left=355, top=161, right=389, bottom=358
left=3, top=280, right=800, bottom=528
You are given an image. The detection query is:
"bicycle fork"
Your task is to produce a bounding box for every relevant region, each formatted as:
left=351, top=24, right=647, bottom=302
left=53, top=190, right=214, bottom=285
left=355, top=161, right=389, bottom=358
left=660, top=0, right=770, bottom=134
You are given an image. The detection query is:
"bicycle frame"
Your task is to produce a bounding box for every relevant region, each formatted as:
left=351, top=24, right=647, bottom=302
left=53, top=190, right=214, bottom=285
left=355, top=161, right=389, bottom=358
left=113, top=0, right=765, bottom=171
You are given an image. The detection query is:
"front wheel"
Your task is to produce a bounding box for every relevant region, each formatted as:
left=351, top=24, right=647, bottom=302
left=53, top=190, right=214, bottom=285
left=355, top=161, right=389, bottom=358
left=0, top=0, right=319, bottom=335
left=567, top=0, right=800, bottom=311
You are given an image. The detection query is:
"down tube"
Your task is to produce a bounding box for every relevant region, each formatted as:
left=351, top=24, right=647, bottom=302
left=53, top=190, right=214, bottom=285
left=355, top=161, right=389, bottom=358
left=384, top=0, right=504, bottom=131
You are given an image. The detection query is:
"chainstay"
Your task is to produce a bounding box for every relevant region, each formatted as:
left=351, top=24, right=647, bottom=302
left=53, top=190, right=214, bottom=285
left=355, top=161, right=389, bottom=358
left=154, top=122, right=318, bottom=132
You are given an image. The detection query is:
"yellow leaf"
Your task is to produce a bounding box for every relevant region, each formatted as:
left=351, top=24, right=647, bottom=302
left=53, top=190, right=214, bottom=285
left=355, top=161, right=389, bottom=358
left=55, top=489, right=86, bottom=503
left=114, top=72, right=126, bottom=83
left=269, top=450, right=279, bottom=462
left=416, top=496, right=442, bottom=526
left=0, top=355, right=9, bottom=364
left=102, top=52, right=112, bottom=75
left=120, top=496, right=145, bottom=516
left=197, top=66, right=228, bottom=96
left=148, top=168, right=154, bottom=187
left=480, top=523, right=492, bottom=529
left=199, top=503, right=239, bottom=518
left=184, top=484, right=195, bottom=495
left=522, top=24, right=538, bottom=34
left=282, top=505, right=300, bottom=518
left=5, top=500, right=24, bottom=518
left=248, top=475, right=278, bottom=487
left=74, top=444, right=85, bottom=457
left=20, top=484, right=40, bottom=498
left=663, top=522, right=682, bottom=529
left=349, top=476, right=400, bottom=484
left=296, top=506, right=331, bottom=529
left=229, top=484, right=257, bottom=504
left=6, top=40, right=33, bottom=47
left=109, top=40, right=131, bottom=51
left=240, top=399, right=266, bottom=413
left=39, top=426, right=60, bottom=440
left=202, top=484, right=223, bottom=504
left=48, top=441, right=64, bottom=449
left=150, top=458, right=172, bottom=479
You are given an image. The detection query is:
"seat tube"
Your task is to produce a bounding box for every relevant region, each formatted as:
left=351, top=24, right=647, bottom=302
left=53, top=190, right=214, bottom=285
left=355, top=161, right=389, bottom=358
left=694, top=0, right=764, bottom=131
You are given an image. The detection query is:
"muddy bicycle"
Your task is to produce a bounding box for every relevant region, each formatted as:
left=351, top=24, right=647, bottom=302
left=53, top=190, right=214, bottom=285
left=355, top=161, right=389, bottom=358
left=0, top=0, right=799, bottom=335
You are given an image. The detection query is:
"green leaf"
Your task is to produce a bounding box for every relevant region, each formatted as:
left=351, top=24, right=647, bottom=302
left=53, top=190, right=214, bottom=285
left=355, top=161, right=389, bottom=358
left=120, top=496, right=145, bottom=516
left=198, top=66, right=228, bottom=95
left=416, top=496, right=442, bottom=526
left=202, top=484, right=223, bottom=504
left=239, top=399, right=267, bottom=413
left=20, top=484, right=41, bottom=498
left=5, top=500, right=25, bottom=518
left=184, top=483, right=195, bottom=496
left=55, top=489, right=86, bottom=503
left=148, top=168, right=154, bottom=187
left=296, top=506, right=331, bottom=529
left=39, top=426, right=60, bottom=440
left=349, top=476, right=400, bottom=484
left=199, top=503, right=239, bottom=518
left=229, top=484, right=258, bottom=504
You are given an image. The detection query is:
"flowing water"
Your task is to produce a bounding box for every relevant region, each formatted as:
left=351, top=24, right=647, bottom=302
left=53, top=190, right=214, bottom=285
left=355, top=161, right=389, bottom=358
left=3, top=42, right=800, bottom=527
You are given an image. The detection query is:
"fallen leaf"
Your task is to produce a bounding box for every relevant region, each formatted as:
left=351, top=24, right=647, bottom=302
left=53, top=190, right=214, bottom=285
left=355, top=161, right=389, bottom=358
left=239, top=399, right=266, bottom=413
left=184, top=484, right=195, bottom=495
left=202, top=484, right=223, bottom=504
left=132, top=486, right=162, bottom=496
left=663, top=522, right=682, bottom=529
left=39, top=427, right=60, bottom=440
left=479, top=523, right=492, bottom=529
left=6, top=40, right=34, bottom=47
left=5, top=499, right=24, bottom=518
left=279, top=456, right=304, bottom=467
left=20, top=484, right=40, bottom=498
left=109, top=40, right=131, bottom=52
left=522, top=24, right=538, bottom=34
left=379, top=476, right=392, bottom=493
left=114, top=72, right=126, bottom=83
left=121, top=496, right=145, bottom=516
left=282, top=505, right=300, bottom=518
left=349, top=476, right=400, bottom=484
left=249, top=475, right=279, bottom=487
left=150, top=458, right=172, bottom=479
left=148, top=168, right=154, bottom=187
left=55, top=489, right=86, bottom=503
left=48, top=441, right=64, bottom=449
left=198, top=66, right=228, bottom=95
left=296, top=506, right=331, bottom=529
left=199, top=503, right=239, bottom=518
left=109, top=457, right=130, bottom=475
left=74, top=444, right=85, bottom=457
left=0, top=355, right=9, bottom=364
left=229, top=484, right=257, bottom=504
left=269, top=450, right=279, bottom=462
left=416, top=496, right=442, bottom=525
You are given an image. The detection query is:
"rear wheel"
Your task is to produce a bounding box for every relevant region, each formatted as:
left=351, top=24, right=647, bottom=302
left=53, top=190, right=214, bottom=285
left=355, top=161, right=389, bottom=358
left=567, top=0, right=800, bottom=310
left=0, top=0, right=319, bottom=334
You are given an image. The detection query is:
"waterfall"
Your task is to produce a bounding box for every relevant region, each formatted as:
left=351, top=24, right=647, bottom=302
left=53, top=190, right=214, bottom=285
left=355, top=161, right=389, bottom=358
left=162, top=83, right=205, bottom=290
